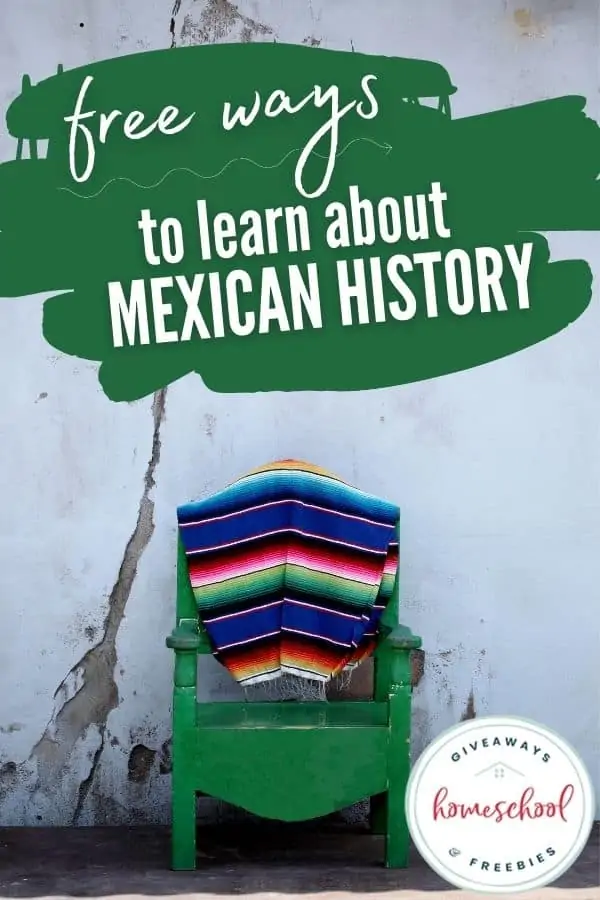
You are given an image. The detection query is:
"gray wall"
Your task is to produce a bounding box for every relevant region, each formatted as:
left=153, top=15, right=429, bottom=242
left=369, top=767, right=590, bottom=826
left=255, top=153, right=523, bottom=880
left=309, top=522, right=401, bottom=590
left=0, top=0, right=599, bottom=825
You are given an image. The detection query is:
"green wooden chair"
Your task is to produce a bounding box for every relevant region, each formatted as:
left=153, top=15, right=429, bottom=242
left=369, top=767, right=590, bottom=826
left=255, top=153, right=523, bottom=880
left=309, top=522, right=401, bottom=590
left=166, top=520, right=422, bottom=870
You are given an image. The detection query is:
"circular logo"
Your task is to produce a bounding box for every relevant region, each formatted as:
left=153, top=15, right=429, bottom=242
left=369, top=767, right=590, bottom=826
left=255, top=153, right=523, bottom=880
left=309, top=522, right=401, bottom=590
left=405, top=716, right=595, bottom=893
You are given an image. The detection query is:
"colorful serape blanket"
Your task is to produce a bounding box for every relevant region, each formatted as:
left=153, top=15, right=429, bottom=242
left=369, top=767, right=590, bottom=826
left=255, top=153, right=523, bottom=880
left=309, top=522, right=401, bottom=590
left=177, top=460, right=399, bottom=686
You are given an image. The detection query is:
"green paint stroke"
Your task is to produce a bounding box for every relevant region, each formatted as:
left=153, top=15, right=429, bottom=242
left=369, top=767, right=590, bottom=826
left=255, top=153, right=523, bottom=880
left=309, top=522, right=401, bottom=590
left=1, top=43, right=598, bottom=402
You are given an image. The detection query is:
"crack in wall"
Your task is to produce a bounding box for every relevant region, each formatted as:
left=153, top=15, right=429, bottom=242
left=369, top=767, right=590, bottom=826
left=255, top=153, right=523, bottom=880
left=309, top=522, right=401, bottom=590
left=170, top=0, right=182, bottom=47
left=28, top=389, right=168, bottom=821
left=72, top=725, right=106, bottom=823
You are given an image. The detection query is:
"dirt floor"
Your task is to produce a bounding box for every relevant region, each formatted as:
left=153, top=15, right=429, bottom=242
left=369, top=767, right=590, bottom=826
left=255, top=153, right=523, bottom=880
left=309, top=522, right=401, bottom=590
left=0, top=822, right=598, bottom=899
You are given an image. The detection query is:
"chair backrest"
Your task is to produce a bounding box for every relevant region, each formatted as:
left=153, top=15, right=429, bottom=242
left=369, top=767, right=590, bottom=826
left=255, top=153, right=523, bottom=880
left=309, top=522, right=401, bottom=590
left=176, top=516, right=401, bottom=650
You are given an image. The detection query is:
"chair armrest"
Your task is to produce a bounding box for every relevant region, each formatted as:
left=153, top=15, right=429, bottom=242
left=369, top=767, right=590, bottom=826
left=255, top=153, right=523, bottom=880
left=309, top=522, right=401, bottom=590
left=381, top=624, right=422, bottom=651
left=373, top=624, right=422, bottom=696
left=166, top=621, right=201, bottom=651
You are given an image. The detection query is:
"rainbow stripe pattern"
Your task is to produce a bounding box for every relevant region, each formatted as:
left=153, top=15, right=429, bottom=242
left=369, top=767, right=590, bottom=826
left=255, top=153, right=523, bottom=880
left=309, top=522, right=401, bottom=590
left=177, top=460, right=399, bottom=685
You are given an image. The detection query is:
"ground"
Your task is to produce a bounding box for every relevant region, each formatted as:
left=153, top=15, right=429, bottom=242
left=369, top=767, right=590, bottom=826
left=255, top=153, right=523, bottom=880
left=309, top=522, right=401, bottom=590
left=0, top=822, right=598, bottom=899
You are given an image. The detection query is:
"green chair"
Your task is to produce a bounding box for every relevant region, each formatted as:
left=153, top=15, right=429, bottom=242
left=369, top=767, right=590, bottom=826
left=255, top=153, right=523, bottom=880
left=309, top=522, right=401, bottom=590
left=166, top=520, right=422, bottom=870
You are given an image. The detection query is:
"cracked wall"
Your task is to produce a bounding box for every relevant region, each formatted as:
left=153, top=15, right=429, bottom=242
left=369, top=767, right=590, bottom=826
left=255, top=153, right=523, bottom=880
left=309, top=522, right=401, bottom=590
left=0, top=0, right=599, bottom=825
left=28, top=390, right=167, bottom=824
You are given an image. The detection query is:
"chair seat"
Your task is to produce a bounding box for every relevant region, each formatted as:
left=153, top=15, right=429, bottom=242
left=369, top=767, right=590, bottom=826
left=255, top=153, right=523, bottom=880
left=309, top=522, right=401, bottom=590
left=189, top=701, right=391, bottom=822
left=195, top=700, right=389, bottom=729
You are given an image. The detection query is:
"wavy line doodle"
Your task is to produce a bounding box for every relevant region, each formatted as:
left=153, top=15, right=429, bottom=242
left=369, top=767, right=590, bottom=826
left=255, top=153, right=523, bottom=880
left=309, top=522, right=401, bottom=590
left=57, top=138, right=393, bottom=200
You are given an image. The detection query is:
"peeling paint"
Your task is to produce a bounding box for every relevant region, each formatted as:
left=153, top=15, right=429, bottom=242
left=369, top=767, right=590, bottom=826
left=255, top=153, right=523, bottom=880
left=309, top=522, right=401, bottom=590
left=25, top=389, right=167, bottom=822
left=172, top=0, right=273, bottom=48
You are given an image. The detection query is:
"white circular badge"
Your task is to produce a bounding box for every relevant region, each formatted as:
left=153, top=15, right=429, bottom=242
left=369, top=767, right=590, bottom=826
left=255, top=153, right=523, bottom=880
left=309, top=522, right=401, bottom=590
left=405, top=716, right=595, bottom=893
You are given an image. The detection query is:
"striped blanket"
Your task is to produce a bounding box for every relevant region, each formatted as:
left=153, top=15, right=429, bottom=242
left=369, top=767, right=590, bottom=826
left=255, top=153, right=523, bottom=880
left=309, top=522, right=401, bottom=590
left=177, top=460, right=399, bottom=686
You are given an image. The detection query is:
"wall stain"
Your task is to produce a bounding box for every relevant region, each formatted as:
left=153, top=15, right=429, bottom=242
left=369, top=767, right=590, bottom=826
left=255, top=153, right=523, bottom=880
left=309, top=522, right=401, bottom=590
left=513, top=8, right=546, bottom=36
left=158, top=738, right=172, bottom=775
left=25, top=389, right=168, bottom=823
left=428, top=648, right=455, bottom=706
left=0, top=761, right=27, bottom=802
left=204, top=413, right=217, bottom=438
left=128, top=744, right=157, bottom=783
left=411, top=649, right=425, bottom=688
left=460, top=688, right=476, bottom=721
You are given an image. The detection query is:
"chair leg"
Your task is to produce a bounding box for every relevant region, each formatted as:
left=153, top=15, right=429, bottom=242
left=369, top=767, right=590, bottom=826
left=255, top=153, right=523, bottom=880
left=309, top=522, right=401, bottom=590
left=385, top=782, right=409, bottom=868
left=370, top=793, right=387, bottom=835
left=385, top=685, right=411, bottom=868
left=172, top=787, right=197, bottom=870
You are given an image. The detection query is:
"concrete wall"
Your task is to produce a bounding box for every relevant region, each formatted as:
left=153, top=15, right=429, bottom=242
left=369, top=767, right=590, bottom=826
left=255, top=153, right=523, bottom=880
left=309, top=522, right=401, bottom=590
left=0, top=0, right=598, bottom=826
